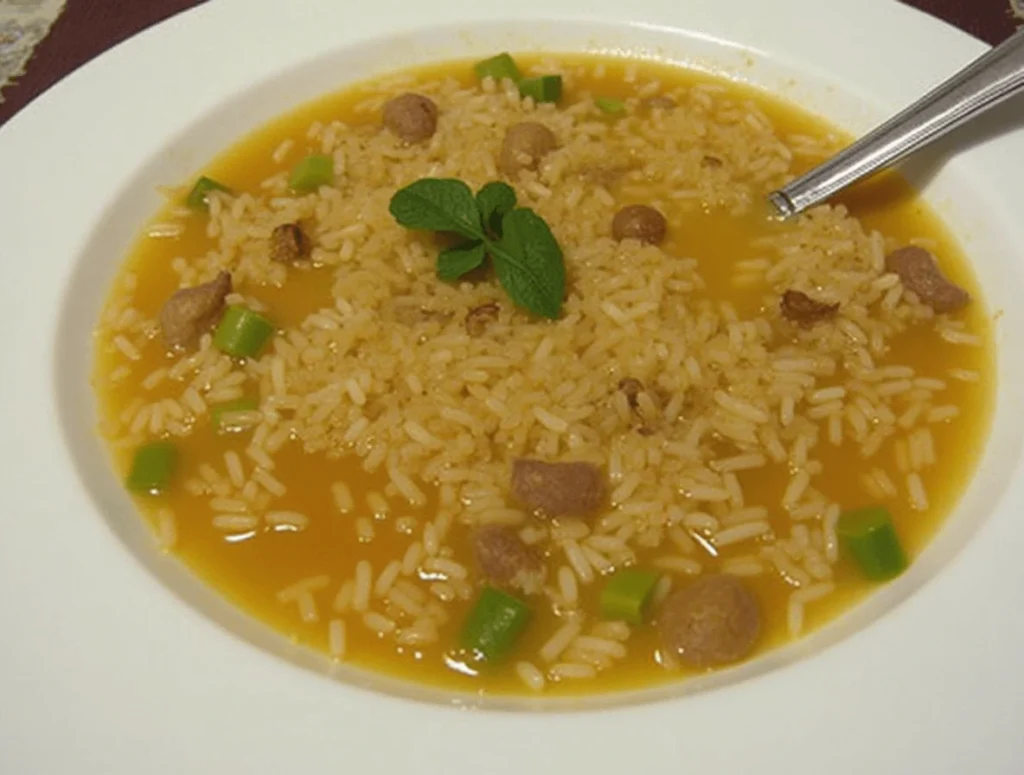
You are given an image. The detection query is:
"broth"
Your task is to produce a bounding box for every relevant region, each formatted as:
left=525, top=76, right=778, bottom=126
left=94, top=55, right=993, bottom=696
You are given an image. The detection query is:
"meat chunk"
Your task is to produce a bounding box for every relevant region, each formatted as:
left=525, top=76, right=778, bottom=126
left=618, top=378, right=644, bottom=410
left=269, top=222, right=311, bottom=264
left=511, top=459, right=606, bottom=518
left=473, top=525, right=546, bottom=594
left=159, top=271, right=232, bottom=348
left=780, top=289, right=839, bottom=328
left=659, top=574, right=761, bottom=668
left=465, top=302, right=500, bottom=337
left=383, top=93, right=438, bottom=144
left=617, top=377, right=660, bottom=434
left=612, top=204, right=667, bottom=245
left=499, top=122, right=557, bottom=176
left=885, top=245, right=970, bottom=313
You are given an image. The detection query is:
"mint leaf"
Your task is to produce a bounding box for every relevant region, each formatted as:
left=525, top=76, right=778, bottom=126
left=476, top=182, right=517, bottom=237
left=438, top=241, right=487, bottom=281
left=389, top=179, right=484, bottom=240
left=489, top=208, right=565, bottom=319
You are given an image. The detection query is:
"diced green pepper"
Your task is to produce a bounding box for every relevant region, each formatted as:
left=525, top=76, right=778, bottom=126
left=125, top=441, right=177, bottom=495
left=288, top=154, right=334, bottom=192
left=213, top=306, right=275, bottom=359
left=595, top=96, right=626, bottom=115
left=460, top=586, right=531, bottom=662
left=474, top=53, right=521, bottom=83
left=600, top=568, right=660, bottom=624
left=518, top=75, right=562, bottom=104
left=186, top=176, right=231, bottom=212
left=837, top=506, right=908, bottom=580
left=212, top=397, right=260, bottom=432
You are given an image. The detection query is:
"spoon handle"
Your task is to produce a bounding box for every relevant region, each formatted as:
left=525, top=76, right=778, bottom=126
left=769, top=28, right=1024, bottom=218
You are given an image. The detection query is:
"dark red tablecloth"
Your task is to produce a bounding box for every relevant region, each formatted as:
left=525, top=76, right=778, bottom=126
left=0, top=0, right=1018, bottom=126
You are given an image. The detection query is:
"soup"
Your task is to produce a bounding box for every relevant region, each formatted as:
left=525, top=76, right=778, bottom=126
left=93, top=54, right=994, bottom=696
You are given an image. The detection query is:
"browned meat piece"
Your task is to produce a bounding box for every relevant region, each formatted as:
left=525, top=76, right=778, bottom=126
left=499, top=122, right=557, bottom=176
left=618, top=378, right=661, bottom=435
left=885, top=245, right=970, bottom=313
left=159, top=271, right=232, bottom=349
left=780, top=289, right=839, bottom=328
left=269, top=223, right=311, bottom=264
left=383, top=93, right=438, bottom=144
left=618, top=377, right=644, bottom=410
left=473, top=525, right=546, bottom=594
left=659, top=574, right=761, bottom=668
left=511, top=459, right=606, bottom=518
left=465, top=302, right=500, bottom=336
left=612, top=204, right=667, bottom=245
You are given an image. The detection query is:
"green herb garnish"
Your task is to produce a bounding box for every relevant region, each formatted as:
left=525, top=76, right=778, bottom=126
left=461, top=586, right=532, bottom=661
left=186, top=176, right=231, bottom=212
left=288, top=154, right=334, bottom=192
left=518, top=75, right=562, bottom=104
left=125, top=441, right=178, bottom=495
left=595, top=96, right=626, bottom=115
left=491, top=208, right=565, bottom=320
left=388, top=178, right=483, bottom=236
left=837, top=506, right=908, bottom=580
left=438, top=241, right=487, bottom=281
left=389, top=178, right=565, bottom=319
left=476, top=181, right=517, bottom=237
left=474, top=53, right=522, bottom=83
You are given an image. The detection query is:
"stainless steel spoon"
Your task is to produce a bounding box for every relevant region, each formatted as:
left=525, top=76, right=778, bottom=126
left=769, top=27, right=1024, bottom=218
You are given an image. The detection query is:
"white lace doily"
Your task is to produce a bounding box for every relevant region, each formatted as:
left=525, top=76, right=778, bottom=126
left=0, top=0, right=66, bottom=101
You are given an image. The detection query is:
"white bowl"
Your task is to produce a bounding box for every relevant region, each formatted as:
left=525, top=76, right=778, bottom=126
left=2, top=0, right=1024, bottom=771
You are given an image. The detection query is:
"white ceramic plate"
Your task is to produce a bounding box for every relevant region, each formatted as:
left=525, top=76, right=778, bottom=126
left=3, top=0, right=1024, bottom=771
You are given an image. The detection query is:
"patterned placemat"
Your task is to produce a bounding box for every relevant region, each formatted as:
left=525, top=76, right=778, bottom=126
left=0, top=0, right=65, bottom=100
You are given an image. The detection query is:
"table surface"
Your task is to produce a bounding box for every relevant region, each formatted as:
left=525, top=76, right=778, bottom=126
left=0, top=0, right=1019, bottom=127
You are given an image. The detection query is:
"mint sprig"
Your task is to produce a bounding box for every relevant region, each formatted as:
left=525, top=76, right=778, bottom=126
left=389, top=178, right=565, bottom=319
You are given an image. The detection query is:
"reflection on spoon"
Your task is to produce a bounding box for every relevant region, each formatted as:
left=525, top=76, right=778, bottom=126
left=770, top=28, right=1024, bottom=217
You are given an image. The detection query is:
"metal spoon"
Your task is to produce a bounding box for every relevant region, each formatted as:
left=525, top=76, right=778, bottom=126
left=769, top=27, right=1024, bottom=218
